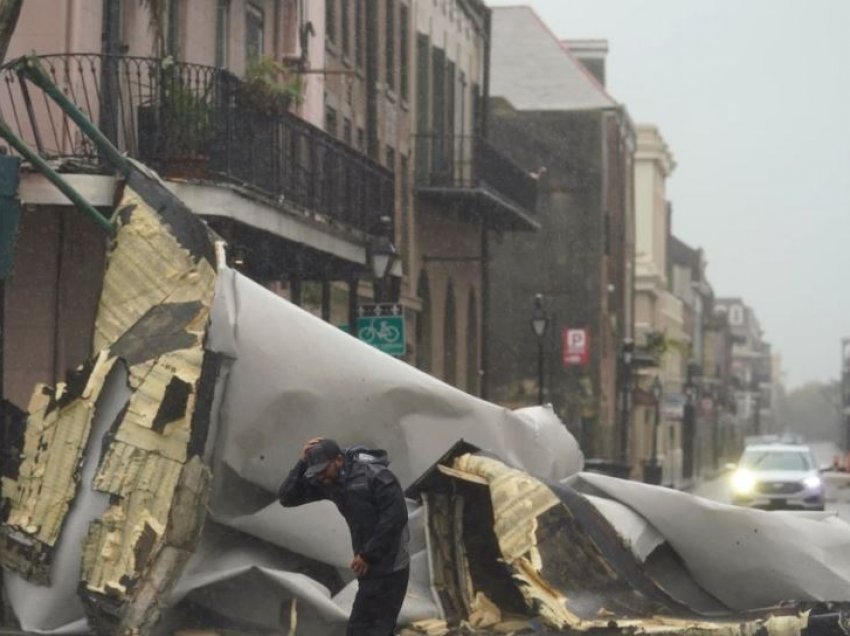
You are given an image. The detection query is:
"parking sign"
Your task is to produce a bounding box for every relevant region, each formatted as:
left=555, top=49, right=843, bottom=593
left=562, top=327, right=590, bottom=367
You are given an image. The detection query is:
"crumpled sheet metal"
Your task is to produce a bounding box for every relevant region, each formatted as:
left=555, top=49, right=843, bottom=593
left=6, top=184, right=850, bottom=635
left=1, top=176, right=218, bottom=634
left=205, top=266, right=585, bottom=494
left=433, top=453, right=813, bottom=635
left=568, top=472, right=850, bottom=609
left=174, top=266, right=586, bottom=634
left=191, top=268, right=850, bottom=634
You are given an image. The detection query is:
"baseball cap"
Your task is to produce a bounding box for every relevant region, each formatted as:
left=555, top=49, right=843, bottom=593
left=304, top=438, right=343, bottom=480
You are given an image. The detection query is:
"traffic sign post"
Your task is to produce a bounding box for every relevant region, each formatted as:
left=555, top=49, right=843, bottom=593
left=357, top=303, right=406, bottom=356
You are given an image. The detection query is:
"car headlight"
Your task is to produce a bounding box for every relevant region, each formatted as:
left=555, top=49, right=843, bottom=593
left=732, top=469, right=756, bottom=494
left=803, top=475, right=822, bottom=490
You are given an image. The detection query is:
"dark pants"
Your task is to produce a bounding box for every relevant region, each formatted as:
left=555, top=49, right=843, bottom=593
left=347, top=567, right=409, bottom=636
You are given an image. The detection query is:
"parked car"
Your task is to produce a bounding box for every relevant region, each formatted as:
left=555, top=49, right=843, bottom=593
left=729, top=444, right=825, bottom=511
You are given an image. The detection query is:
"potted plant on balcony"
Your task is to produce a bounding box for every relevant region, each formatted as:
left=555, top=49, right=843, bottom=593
left=138, top=58, right=215, bottom=179
left=236, top=55, right=303, bottom=117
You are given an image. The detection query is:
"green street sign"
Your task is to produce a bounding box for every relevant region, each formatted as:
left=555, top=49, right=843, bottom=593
left=357, top=303, right=406, bottom=356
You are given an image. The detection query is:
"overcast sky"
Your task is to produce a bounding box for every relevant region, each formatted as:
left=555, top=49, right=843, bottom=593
left=487, top=0, right=850, bottom=389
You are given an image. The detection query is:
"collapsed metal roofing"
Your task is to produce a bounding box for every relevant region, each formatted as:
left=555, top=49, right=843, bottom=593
left=1, top=55, right=850, bottom=636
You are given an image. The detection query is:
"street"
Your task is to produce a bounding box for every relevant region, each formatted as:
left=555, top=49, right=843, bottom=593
left=691, top=441, right=850, bottom=520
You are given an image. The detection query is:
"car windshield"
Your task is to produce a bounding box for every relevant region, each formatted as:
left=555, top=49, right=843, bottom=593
left=739, top=450, right=813, bottom=471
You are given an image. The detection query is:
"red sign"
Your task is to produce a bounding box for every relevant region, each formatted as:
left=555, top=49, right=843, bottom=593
left=562, top=327, right=590, bottom=367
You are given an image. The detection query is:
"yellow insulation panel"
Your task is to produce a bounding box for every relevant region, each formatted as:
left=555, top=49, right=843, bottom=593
left=448, top=453, right=808, bottom=635
left=3, top=352, right=115, bottom=547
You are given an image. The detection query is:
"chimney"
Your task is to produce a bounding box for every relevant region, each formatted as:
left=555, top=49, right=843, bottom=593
left=562, top=39, right=608, bottom=86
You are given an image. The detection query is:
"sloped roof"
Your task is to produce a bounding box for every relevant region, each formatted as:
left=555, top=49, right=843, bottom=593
left=490, top=6, right=617, bottom=111
left=670, top=235, right=701, bottom=279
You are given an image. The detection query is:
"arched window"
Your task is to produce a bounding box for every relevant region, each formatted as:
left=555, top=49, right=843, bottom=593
left=466, top=290, right=479, bottom=395
left=416, top=270, right=432, bottom=372
left=444, top=281, right=457, bottom=385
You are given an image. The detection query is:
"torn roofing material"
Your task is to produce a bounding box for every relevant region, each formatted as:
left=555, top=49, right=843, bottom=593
left=1, top=177, right=219, bottom=635
left=410, top=450, right=850, bottom=634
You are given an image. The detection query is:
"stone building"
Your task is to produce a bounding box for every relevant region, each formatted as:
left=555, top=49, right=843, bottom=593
left=1, top=0, right=538, bottom=413
left=631, top=125, right=685, bottom=484
left=484, top=6, right=636, bottom=459
left=715, top=298, right=774, bottom=437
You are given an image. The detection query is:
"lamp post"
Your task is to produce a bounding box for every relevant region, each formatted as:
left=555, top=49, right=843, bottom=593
left=530, top=294, right=549, bottom=405
left=748, top=376, right=761, bottom=437
left=643, top=376, right=663, bottom=485
left=369, top=215, right=397, bottom=304
left=682, top=361, right=699, bottom=480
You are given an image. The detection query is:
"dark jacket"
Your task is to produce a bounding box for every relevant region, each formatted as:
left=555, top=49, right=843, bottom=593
left=278, top=446, right=410, bottom=578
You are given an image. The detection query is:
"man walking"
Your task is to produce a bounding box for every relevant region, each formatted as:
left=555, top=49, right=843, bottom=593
left=279, top=437, right=410, bottom=635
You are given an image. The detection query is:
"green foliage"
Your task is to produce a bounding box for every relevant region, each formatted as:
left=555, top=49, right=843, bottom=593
left=157, top=58, right=214, bottom=156
left=645, top=329, right=690, bottom=360
left=238, top=56, right=303, bottom=116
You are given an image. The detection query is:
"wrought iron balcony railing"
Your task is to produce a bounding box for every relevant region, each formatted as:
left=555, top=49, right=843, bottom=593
left=414, top=133, right=538, bottom=218
left=0, top=54, right=393, bottom=234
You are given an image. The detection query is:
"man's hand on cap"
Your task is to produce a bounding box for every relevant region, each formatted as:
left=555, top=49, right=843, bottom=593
left=300, top=437, right=324, bottom=462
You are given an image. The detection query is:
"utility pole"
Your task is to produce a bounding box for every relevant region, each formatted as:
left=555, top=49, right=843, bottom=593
left=842, top=338, right=850, bottom=452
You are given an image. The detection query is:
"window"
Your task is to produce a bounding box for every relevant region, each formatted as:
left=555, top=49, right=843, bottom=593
left=431, top=47, right=446, bottom=174
left=739, top=450, right=813, bottom=471
left=415, top=33, right=430, bottom=178
left=355, top=0, right=364, bottom=67
left=400, top=155, right=410, bottom=272
left=386, top=146, right=395, bottom=170
left=466, top=291, right=479, bottom=394
left=399, top=4, right=409, bottom=100
left=246, top=2, right=264, bottom=62
left=356, top=127, right=365, bottom=151
left=471, top=83, right=481, bottom=138
left=326, top=0, right=336, bottom=45
left=215, top=0, right=230, bottom=68
left=343, top=118, right=353, bottom=145
left=385, top=0, right=395, bottom=89
left=325, top=106, right=338, bottom=137
left=729, top=305, right=744, bottom=325
left=341, top=0, right=350, bottom=58
left=167, top=0, right=180, bottom=57
left=416, top=271, right=432, bottom=372
left=444, top=281, right=457, bottom=385
left=101, top=0, right=124, bottom=55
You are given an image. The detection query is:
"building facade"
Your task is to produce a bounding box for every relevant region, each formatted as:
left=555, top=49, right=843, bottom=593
left=715, top=298, right=774, bottom=439
left=484, top=7, right=635, bottom=460
left=1, top=0, right=395, bottom=409
left=1, top=0, right=538, bottom=412
left=631, top=124, right=686, bottom=484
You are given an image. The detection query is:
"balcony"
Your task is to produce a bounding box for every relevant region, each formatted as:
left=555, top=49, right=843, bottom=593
left=0, top=54, right=393, bottom=236
left=414, top=134, right=539, bottom=231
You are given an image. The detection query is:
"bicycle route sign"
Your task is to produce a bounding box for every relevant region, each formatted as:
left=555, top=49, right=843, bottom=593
left=356, top=303, right=406, bottom=357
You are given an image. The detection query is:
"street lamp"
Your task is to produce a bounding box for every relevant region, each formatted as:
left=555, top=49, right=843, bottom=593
left=530, top=294, right=548, bottom=405
left=369, top=216, right=397, bottom=303
left=642, top=376, right=664, bottom=484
